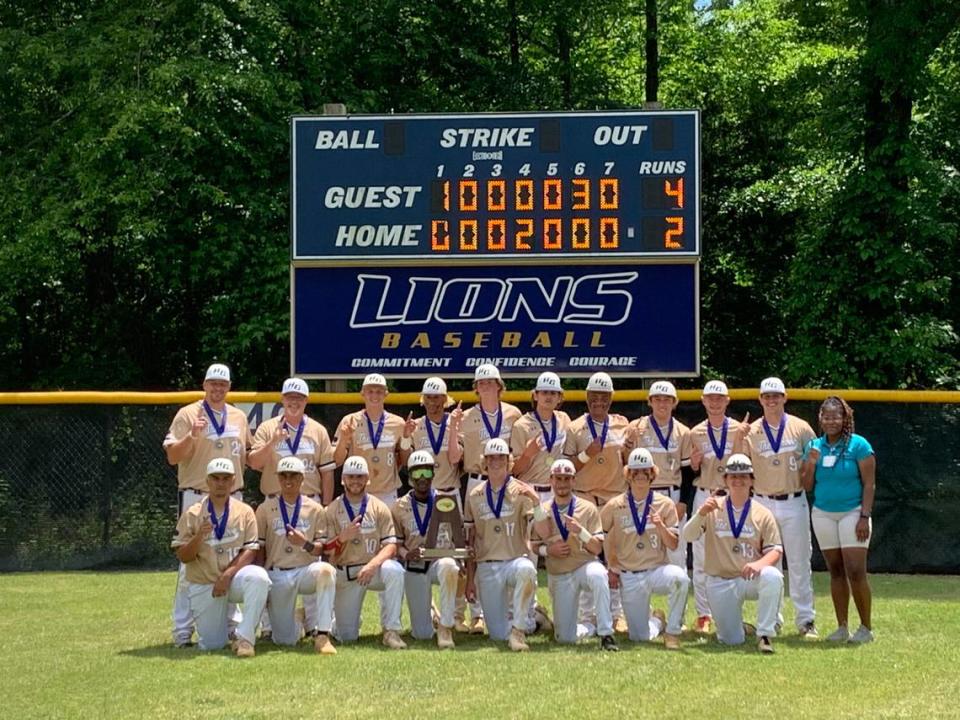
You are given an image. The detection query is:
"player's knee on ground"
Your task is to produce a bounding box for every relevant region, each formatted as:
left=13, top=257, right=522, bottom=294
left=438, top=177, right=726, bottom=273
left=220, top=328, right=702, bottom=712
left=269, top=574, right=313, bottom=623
left=758, top=565, right=783, bottom=589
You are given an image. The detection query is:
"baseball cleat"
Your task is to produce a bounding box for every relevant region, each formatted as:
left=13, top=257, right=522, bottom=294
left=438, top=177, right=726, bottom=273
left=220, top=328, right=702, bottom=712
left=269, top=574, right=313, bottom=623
left=757, top=636, right=774, bottom=654
left=437, top=625, right=455, bottom=650
left=600, top=634, right=619, bottom=652
left=468, top=617, right=486, bottom=635
left=454, top=619, right=471, bottom=633
left=314, top=632, right=337, bottom=655
left=694, top=615, right=712, bottom=634
left=848, top=625, right=874, bottom=644
left=233, top=638, right=255, bottom=658
left=826, top=626, right=850, bottom=642
left=508, top=627, right=530, bottom=652
left=173, top=636, right=194, bottom=648
left=651, top=608, right=667, bottom=634
left=664, top=633, right=681, bottom=650
left=533, top=606, right=554, bottom=634
left=613, top=616, right=630, bottom=634
left=799, top=621, right=819, bottom=640
left=742, top=622, right=757, bottom=637
left=382, top=630, right=408, bottom=650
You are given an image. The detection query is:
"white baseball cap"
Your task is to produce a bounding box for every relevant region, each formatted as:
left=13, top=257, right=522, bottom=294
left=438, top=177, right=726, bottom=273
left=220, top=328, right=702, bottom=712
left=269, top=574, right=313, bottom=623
left=483, top=438, right=510, bottom=456
left=407, top=449, right=435, bottom=469
left=281, top=377, right=309, bottom=397
left=648, top=380, right=677, bottom=398
left=626, top=448, right=655, bottom=470
left=550, top=459, right=576, bottom=476
left=277, top=456, right=306, bottom=474
left=420, top=376, right=454, bottom=407
left=204, top=363, right=231, bottom=383
left=206, top=457, right=235, bottom=475
left=474, top=364, right=503, bottom=384
left=535, top=372, right=563, bottom=392
left=702, top=380, right=729, bottom=396
left=586, top=372, right=614, bottom=393
left=760, top=377, right=786, bottom=395
left=342, top=456, right=369, bottom=476
left=724, top=453, right=754, bottom=475
left=362, top=373, right=388, bottom=388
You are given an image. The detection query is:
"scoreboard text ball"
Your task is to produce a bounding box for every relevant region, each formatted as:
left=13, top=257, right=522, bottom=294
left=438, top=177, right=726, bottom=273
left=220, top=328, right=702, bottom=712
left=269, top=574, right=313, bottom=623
left=291, top=111, right=700, bottom=262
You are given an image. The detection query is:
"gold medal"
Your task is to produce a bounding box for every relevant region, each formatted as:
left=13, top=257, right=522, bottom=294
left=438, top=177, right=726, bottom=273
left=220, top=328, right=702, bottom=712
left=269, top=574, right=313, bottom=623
left=285, top=546, right=293, bottom=554
left=494, top=525, right=502, bottom=533
left=215, top=440, right=224, bottom=449
left=371, top=454, right=380, bottom=463
left=597, top=456, right=605, bottom=465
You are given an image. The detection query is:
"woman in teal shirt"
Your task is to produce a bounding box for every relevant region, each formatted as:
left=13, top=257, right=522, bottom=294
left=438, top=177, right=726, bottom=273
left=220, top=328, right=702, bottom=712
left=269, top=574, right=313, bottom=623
left=801, top=396, right=876, bottom=644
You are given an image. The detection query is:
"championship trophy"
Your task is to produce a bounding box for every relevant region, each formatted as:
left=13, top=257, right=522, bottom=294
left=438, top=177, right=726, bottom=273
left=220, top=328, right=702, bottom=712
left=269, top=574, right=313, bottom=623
left=420, top=495, right=469, bottom=560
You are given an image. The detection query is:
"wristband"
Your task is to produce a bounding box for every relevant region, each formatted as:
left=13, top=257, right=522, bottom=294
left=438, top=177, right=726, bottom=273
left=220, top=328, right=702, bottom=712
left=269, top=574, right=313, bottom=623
left=400, top=436, right=413, bottom=450
left=578, top=527, right=593, bottom=544
left=533, top=504, right=548, bottom=522
left=860, top=512, right=871, bottom=519
left=578, top=450, right=591, bottom=464
left=302, top=541, right=316, bottom=554
left=538, top=545, right=548, bottom=558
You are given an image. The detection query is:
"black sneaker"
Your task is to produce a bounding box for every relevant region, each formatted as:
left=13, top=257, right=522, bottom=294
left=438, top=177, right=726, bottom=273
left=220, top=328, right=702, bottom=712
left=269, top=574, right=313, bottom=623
left=600, top=634, right=619, bottom=652
left=758, top=636, right=774, bottom=654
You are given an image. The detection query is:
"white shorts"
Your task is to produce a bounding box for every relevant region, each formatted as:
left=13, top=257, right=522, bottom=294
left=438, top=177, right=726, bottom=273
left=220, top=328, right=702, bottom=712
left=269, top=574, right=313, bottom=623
left=811, top=506, right=871, bottom=550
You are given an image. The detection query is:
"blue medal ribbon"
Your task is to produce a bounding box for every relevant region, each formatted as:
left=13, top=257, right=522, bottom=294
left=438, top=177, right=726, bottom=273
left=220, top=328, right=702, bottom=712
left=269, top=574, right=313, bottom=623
left=485, top=477, right=509, bottom=519
left=480, top=405, right=503, bottom=442
left=202, top=401, right=226, bottom=439
left=707, top=419, right=729, bottom=462
left=343, top=494, right=368, bottom=523
left=650, top=415, right=674, bottom=452
left=762, top=415, right=787, bottom=455
left=279, top=494, right=302, bottom=532
left=534, top=413, right=558, bottom=453
left=726, top=497, right=752, bottom=539
left=426, top=414, right=448, bottom=456
left=552, top=496, right=576, bottom=541
left=284, top=418, right=305, bottom=456
left=587, top=416, right=608, bottom=449
left=627, top=489, right=654, bottom=537
left=207, top=498, right=230, bottom=541
left=411, top=490, right=435, bottom=537
left=365, top=412, right=385, bottom=450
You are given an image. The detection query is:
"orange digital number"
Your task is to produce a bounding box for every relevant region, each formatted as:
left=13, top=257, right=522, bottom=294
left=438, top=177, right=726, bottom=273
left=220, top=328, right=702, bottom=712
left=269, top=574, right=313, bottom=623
left=459, top=219, right=479, bottom=250
left=599, top=178, right=619, bottom=210
left=665, top=178, right=684, bottom=209
left=431, top=220, right=450, bottom=251
left=599, top=218, right=619, bottom=249
left=440, top=180, right=450, bottom=211
left=459, top=180, right=478, bottom=211
left=515, top=219, right=534, bottom=250
left=487, top=219, right=506, bottom=251
left=572, top=219, right=590, bottom=249
left=487, top=180, right=506, bottom=211
left=543, top=219, right=562, bottom=250
left=572, top=179, right=590, bottom=210
left=664, top=217, right=683, bottom=249
left=543, top=179, right=562, bottom=210
left=515, top=180, right=534, bottom=211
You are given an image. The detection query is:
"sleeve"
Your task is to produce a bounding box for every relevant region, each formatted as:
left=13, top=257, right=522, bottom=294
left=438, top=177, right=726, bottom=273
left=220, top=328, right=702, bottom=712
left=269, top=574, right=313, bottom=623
left=391, top=505, right=407, bottom=543
left=316, top=426, right=336, bottom=470
left=510, top=420, right=528, bottom=457
left=165, top=408, right=191, bottom=447
left=332, top=414, right=350, bottom=448
left=760, top=512, right=783, bottom=551
left=312, top=506, right=328, bottom=543
left=599, top=502, right=614, bottom=533
left=463, top=494, right=475, bottom=526
left=242, top=415, right=254, bottom=449
left=519, top=491, right=536, bottom=519
left=562, top=424, right=580, bottom=457
left=661, top=498, right=680, bottom=529
left=378, top=506, right=398, bottom=545
left=585, top=504, right=603, bottom=536
left=851, top=435, right=874, bottom=461
left=679, top=426, right=693, bottom=465
left=242, top=508, right=260, bottom=550
left=251, top=419, right=272, bottom=453
left=681, top=514, right=707, bottom=543
left=799, top=420, right=816, bottom=450
left=255, top=504, right=268, bottom=545
left=171, top=510, right=193, bottom=547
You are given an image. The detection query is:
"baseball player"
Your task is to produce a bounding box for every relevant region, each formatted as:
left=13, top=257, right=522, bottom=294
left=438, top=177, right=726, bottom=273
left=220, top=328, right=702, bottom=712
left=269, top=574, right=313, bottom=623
left=325, top=456, right=407, bottom=649
left=687, top=380, right=750, bottom=634
left=531, top=459, right=618, bottom=650
left=163, top=363, right=251, bottom=647
left=248, top=378, right=336, bottom=505
left=392, top=450, right=462, bottom=649
left=255, top=457, right=337, bottom=655
left=455, top=363, right=521, bottom=633
left=744, top=377, right=818, bottom=638
left=464, top=438, right=541, bottom=651
left=681, top=453, right=784, bottom=653
left=563, top=371, right=629, bottom=633
left=333, top=374, right=407, bottom=509
left=601, top=448, right=688, bottom=648
left=511, top=371, right=571, bottom=505
left=171, top=458, right=270, bottom=657
left=625, top=380, right=693, bottom=568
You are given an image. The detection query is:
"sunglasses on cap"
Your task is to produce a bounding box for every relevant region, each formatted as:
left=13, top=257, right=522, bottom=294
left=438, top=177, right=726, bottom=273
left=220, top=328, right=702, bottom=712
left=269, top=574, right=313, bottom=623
left=409, top=468, right=435, bottom=480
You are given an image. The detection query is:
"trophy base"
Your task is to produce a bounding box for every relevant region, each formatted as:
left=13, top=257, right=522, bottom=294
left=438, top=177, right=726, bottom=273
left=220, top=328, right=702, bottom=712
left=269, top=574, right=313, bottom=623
left=420, top=548, right=470, bottom=559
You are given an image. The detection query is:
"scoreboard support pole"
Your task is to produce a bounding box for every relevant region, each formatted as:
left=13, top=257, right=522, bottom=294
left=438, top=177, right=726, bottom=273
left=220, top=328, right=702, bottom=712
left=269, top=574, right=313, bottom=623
left=321, top=101, right=348, bottom=394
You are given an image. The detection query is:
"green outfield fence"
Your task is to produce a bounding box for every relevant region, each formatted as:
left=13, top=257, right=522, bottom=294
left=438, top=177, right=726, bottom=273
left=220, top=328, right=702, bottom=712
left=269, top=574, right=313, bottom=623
left=0, top=389, right=957, bottom=573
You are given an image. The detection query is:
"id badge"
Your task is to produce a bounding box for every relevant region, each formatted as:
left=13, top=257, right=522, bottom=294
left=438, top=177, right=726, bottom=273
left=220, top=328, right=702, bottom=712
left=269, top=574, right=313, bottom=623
left=822, top=455, right=837, bottom=468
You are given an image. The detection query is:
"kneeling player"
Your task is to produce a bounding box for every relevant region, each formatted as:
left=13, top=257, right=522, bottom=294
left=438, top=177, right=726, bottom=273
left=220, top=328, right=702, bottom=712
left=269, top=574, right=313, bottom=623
left=257, top=457, right=337, bottom=654
left=601, top=448, right=689, bottom=648
left=682, top=453, right=783, bottom=653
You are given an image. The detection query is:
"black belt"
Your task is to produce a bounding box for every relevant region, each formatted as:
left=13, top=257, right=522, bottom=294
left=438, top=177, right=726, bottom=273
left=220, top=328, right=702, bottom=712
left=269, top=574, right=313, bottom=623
left=478, top=559, right=506, bottom=564
left=533, top=485, right=552, bottom=492
left=758, top=491, right=803, bottom=501
left=652, top=486, right=679, bottom=492
left=405, top=560, right=433, bottom=574
left=335, top=564, right=365, bottom=581
left=467, top=473, right=488, bottom=480
left=621, top=568, right=653, bottom=575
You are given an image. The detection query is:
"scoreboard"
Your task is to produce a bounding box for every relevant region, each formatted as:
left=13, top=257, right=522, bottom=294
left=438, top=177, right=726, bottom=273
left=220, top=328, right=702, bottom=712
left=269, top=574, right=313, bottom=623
left=292, top=111, right=699, bottom=262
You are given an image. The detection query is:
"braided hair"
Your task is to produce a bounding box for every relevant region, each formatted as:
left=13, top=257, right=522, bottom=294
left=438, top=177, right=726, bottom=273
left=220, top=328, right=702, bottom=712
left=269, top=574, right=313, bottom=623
left=818, top=396, right=854, bottom=457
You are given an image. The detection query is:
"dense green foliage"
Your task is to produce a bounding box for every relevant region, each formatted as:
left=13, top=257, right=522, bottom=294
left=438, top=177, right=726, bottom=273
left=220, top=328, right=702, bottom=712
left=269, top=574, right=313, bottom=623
left=1, top=0, right=957, bottom=390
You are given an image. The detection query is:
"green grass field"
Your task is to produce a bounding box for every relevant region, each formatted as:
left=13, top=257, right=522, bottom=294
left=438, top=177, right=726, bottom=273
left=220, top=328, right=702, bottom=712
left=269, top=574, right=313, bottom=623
left=1, top=571, right=958, bottom=719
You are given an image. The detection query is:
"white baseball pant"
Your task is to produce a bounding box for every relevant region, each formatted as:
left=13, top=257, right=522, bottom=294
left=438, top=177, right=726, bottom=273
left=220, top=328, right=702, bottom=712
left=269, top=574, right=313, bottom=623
left=620, top=564, right=689, bottom=641
left=266, top=562, right=336, bottom=645
left=706, top=566, right=783, bottom=644
left=691, top=487, right=712, bottom=617
left=549, top=560, right=612, bottom=643
left=464, top=474, right=487, bottom=622
left=405, top=557, right=460, bottom=638
left=475, top=558, right=537, bottom=641
left=332, top=559, right=405, bottom=642
left=754, top=494, right=814, bottom=628
left=187, top=564, right=271, bottom=650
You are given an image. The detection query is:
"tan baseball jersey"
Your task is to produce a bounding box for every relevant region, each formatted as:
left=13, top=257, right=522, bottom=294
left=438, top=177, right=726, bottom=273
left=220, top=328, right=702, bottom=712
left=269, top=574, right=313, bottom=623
left=460, top=402, right=522, bottom=475
left=411, top=414, right=462, bottom=490
left=692, top=498, right=783, bottom=579
left=326, top=493, right=397, bottom=567
left=255, top=495, right=327, bottom=570
left=392, top=491, right=461, bottom=554
left=690, top=418, right=737, bottom=491
left=464, top=480, right=536, bottom=562
left=252, top=415, right=336, bottom=496
left=745, top=414, right=816, bottom=495
left=627, top=415, right=692, bottom=488
left=601, top=491, right=678, bottom=572
left=164, top=401, right=251, bottom=492
left=510, top=410, right=572, bottom=487
left=563, top=413, right=629, bottom=501
left=172, top=498, right=259, bottom=584
left=531, top=495, right=602, bottom=575
left=334, top=409, right=406, bottom=494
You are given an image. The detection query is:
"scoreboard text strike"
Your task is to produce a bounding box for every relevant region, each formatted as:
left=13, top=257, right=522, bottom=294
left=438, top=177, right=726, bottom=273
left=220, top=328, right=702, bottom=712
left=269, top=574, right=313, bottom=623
left=292, top=111, right=700, bottom=261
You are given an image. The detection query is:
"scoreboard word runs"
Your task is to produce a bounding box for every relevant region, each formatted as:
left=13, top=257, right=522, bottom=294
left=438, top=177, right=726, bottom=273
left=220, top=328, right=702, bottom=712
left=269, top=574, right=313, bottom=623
left=291, top=111, right=700, bottom=261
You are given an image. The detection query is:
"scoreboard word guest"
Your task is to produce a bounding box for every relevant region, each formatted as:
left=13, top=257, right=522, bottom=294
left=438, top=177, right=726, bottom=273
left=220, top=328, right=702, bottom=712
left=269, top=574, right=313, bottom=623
left=291, top=111, right=700, bottom=261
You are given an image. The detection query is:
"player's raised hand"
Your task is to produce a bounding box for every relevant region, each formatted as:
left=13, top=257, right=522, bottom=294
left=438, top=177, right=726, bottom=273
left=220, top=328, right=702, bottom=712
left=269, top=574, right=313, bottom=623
left=698, top=496, right=720, bottom=516
left=449, top=401, right=463, bottom=429
left=339, top=517, right=363, bottom=543
left=286, top=525, right=307, bottom=546
left=524, top=436, right=541, bottom=457
left=190, top=415, right=207, bottom=439
left=736, top=412, right=751, bottom=436
left=586, top=438, right=603, bottom=458
left=564, top=516, right=583, bottom=535
left=197, top=518, right=214, bottom=538
left=404, top=411, right=416, bottom=438
left=514, top=480, right=540, bottom=503
left=650, top=510, right=664, bottom=528
left=273, top=422, right=289, bottom=443
left=690, top=444, right=704, bottom=471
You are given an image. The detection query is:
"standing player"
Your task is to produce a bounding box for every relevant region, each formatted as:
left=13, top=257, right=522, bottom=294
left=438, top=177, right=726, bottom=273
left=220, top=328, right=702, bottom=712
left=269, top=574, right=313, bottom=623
left=745, top=377, right=818, bottom=638
left=333, top=374, right=407, bottom=509
left=682, top=454, right=784, bottom=653
left=172, top=458, right=269, bottom=657
left=325, top=456, right=407, bottom=649
left=393, top=450, right=462, bottom=649
left=602, top=449, right=688, bottom=649
left=625, top=380, right=692, bottom=568
left=248, top=377, right=336, bottom=505
left=464, top=439, right=541, bottom=651
left=163, top=363, right=251, bottom=647
left=255, top=457, right=337, bottom=655
left=687, top=380, right=750, bottom=634
left=531, top=459, right=618, bottom=650
left=511, top=371, right=571, bottom=505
